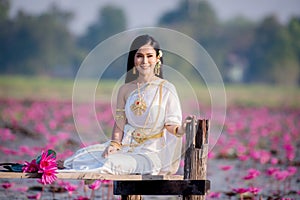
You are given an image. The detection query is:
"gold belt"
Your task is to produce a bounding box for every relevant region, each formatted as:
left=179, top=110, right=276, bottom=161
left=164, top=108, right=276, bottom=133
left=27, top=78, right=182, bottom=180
left=132, top=129, right=164, bottom=144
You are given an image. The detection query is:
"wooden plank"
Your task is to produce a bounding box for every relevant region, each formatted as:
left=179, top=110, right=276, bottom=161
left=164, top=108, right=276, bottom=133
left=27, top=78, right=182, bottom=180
left=0, top=172, right=183, bottom=181
left=0, top=172, right=41, bottom=179
left=114, top=180, right=210, bottom=195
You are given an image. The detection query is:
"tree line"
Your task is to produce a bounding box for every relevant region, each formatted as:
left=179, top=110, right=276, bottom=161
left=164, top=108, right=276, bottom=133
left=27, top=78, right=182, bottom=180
left=0, top=0, right=299, bottom=85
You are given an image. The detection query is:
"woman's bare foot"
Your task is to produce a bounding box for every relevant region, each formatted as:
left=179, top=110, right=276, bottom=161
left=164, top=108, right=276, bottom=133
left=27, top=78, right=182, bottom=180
left=57, top=160, right=65, bottom=169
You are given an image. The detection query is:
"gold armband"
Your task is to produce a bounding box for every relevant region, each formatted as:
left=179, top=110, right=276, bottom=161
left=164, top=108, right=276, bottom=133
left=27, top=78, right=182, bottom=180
left=115, top=114, right=125, bottom=120
left=115, top=108, right=125, bottom=121
left=110, top=140, right=122, bottom=150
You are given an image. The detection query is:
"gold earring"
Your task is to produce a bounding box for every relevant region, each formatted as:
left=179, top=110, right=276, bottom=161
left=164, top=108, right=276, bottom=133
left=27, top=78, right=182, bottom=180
left=154, top=50, right=163, bottom=75
left=155, top=61, right=161, bottom=75
left=133, top=66, right=136, bottom=74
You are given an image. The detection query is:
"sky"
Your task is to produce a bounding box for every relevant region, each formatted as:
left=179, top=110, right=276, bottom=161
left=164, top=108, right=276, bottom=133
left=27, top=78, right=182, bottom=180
left=10, top=0, right=300, bottom=35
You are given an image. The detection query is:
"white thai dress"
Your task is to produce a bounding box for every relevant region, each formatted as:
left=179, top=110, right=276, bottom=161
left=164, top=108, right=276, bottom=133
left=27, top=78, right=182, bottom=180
left=63, top=79, right=183, bottom=175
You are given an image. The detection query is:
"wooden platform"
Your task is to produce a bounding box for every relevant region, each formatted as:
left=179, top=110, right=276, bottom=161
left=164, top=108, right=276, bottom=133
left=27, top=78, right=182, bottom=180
left=0, top=171, right=183, bottom=181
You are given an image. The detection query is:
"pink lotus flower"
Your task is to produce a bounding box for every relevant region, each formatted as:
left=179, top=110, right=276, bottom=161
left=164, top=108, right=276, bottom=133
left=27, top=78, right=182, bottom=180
left=101, top=180, right=112, bottom=184
left=38, top=166, right=57, bottom=185
left=1, top=182, right=14, bottom=189
left=38, top=150, right=57, bottom=171
left=23, top=150, right=58, bottom=185
left=243, top=168, right=261, bottom=180
left=208, top=191, right=221, bottom=198
left=208, top=151, right=215, bottom=159
left=64, top=182, right=78, bottom=195
left=1, top=147, right=18, bottom=155
left=266, top=167, right=279, bottom=176
left=233, top=187, right=248, bottom=194
left=27, top=192, right=41, bottom=199
left=259, top=150, right=270, bottom=164
left=19, top=145, right=36, bottom=157
left=88, top=180, right=102, bottom=190
left=14, top=186, right=28, bottom=192
left=49, top=120, right=57, bottom=130
left=274, top=170, right=289, bottom=181
left=238, top=154, right=249, bottom=161
left=287, top=166, right=297, bottom=176
left=74, top=196, right=90, bottom=200
left=23, top=159, right=39, bottom=173
left=270, top=157, right=279, bottom=165
left=37, top=151, right=57, bottom=185
left=1, top=128, right=16, bottom=141
left=248, top=187, right=261, bottom=195
left=284, top=144, right=295, bottom=161
left=219, top=165, right=232, bottom=171
left=249, top=150, right=261, bottom=161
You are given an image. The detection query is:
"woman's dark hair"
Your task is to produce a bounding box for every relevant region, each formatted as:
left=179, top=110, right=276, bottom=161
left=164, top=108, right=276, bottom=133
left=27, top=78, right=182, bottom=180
left=125, top=35, right=163, bottom=83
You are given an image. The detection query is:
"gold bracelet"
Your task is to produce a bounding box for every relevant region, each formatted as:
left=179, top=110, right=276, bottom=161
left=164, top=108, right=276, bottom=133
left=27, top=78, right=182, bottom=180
left=173, top=126, right=179, bottom=135
left=110, top=140, right=122, bottom=150
left=173, top=125, right=184, bottom=137
left=115, top=114, right=125, bottom=120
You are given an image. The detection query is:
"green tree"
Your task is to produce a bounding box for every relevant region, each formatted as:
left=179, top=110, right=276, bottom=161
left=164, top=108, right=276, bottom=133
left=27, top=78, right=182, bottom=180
left=159, top=0, right=218, bottom=41
left=0, top=0, right=9, bottom=21
left=221, top=17, right=256, bottom=82
left=30, top=5, right=79, bottom=75
left=246, top=16, right=299, bottom=85
left=79, top=5, right=127, bottom=50
left=0, top=0, right=13, bottom=72
left=1, top=11, right=40, bottom=74
left=0, top=4, right=81, bottom=76
left=158, top=0, right=221, bottom=79
left=288, top=17, right=300, bottom=84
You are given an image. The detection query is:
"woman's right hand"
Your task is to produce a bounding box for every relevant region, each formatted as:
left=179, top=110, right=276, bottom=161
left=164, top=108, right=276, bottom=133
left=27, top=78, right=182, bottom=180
left=102, top=144, right=120, bottom=158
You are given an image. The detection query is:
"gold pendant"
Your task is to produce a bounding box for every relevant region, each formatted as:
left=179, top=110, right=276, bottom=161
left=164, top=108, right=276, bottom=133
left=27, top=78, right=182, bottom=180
left=130, top=97, right=147, bottom=116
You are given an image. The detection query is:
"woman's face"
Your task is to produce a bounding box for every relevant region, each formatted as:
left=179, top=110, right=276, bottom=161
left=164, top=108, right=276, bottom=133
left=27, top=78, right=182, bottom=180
left=134, top=44, right=158, bottom=76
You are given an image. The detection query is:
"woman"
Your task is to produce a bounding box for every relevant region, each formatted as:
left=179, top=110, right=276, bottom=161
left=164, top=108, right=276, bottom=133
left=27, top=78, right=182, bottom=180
left=62, top=35, right=186, bottom=175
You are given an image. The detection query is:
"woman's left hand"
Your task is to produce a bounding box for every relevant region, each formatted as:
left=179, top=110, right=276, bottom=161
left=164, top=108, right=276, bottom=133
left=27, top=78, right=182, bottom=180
left=176, top=122, right=186, bottom=136
left=176, top=115, right=197, bottom=136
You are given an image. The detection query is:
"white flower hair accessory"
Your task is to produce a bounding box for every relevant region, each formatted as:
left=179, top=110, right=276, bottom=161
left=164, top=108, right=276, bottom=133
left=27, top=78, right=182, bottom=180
left=158, top=50, right=163, bottom=58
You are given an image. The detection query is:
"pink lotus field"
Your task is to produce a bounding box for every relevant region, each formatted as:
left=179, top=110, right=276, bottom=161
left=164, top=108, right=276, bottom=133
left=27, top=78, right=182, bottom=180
left=0, top=98, right=299, bottom=199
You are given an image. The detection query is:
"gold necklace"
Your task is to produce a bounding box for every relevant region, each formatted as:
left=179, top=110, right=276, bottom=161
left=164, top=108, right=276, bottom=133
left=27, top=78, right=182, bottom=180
left=130, top=77, right=155, bottom=116
left=130, top=82, right=147, bottom=116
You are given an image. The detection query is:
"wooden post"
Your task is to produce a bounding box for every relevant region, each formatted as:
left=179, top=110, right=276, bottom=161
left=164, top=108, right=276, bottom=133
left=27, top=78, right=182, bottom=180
left=183, top=118, right=209, bottom=200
